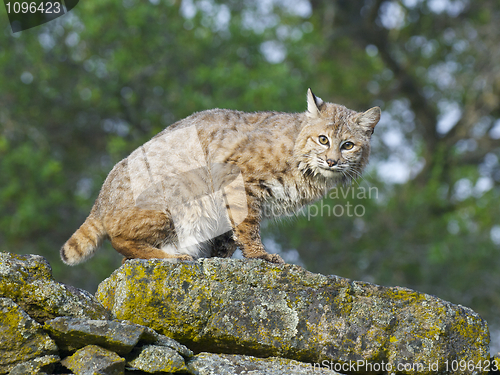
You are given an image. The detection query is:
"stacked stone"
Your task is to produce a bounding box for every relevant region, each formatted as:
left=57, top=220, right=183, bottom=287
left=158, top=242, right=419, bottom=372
left=0, top=252, right=494, bottom=375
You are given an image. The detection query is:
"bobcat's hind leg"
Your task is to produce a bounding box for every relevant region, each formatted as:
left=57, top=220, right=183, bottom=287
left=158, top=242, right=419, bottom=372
left=105, top=208, right=192, bottom=262
left=112, top=237, right=193, bottom=262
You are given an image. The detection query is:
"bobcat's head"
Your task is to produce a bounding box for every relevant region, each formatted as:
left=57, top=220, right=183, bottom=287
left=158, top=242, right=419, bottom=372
left=294, top=89, right=381, bottom=183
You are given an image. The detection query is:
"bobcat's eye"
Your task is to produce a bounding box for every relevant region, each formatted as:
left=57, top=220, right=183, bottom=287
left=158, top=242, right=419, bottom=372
left=318, top=135, right=329, bottom=145
left=342, top=142, right=354, bottom=150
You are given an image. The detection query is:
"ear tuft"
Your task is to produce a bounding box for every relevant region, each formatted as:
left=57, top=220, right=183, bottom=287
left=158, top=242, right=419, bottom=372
left=357, top=106, right=381, bottom=134
left=307, top=88, right=324, bottom=118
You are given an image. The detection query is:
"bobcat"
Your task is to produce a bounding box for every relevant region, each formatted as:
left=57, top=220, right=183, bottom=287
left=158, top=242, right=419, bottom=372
left=61, top=89, right=380, bottom=266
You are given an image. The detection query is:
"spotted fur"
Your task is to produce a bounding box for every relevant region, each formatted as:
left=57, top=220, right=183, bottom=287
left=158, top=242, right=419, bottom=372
left=61, top=89, right=380, bottom=266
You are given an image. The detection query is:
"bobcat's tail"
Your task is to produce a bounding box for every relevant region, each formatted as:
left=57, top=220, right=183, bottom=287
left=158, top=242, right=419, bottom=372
left=60, top=215, right=107, bottom=265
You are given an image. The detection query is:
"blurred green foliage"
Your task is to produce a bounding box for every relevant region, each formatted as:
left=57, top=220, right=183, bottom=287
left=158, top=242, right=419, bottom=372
left=1, top=0, right=499, bottom=329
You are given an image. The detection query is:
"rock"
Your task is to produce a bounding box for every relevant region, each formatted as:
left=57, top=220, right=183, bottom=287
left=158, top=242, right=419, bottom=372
left=186, top=352, right=343, bottom=374
left=0, top=298, right=58, bottom=374
left=44, top=317, right=147, bottom=355
left=126, top=345, right=187, bottom=373
left=0, top=252, right=109, bottom=323
left=60, top=345, right=125, bottom=375
left=8, top=355, right=60, bottom=375
left=143, top=325, right=194, bottom=358
left=96, top=258, right=490, bottom=375
left=44, top=316, right=192, bottom=357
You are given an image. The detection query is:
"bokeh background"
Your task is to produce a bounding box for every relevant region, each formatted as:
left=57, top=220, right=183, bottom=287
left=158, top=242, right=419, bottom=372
left=1, top=0, right=499, bottom=350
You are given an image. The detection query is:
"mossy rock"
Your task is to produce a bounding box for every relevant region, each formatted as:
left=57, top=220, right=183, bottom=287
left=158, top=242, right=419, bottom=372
left=0, top=252, right=110, bottom=323
left=44, top=316, right=193, bottom=357
left=8, top=355, right=60, bottom=375
left=60, top=345, right=125, bottom=375
left=0, top=298, right=58, bottom=374
left=126, top=344, right=187, bottom=373
left=96, top=258, right=490, bottom=375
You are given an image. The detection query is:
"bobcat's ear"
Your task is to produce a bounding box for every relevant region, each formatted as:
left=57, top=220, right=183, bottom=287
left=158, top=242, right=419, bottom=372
left=307, top=88, right=324, bottom=118
left=356, top=107, right=381, bottom=135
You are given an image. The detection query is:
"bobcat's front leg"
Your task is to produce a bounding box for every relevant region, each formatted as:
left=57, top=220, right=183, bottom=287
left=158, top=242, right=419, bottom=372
left=233, top=205, right=284, bottom=264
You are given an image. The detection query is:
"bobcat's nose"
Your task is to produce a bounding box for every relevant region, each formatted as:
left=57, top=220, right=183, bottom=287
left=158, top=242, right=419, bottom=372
left=326, top=159, right=338, bottom=167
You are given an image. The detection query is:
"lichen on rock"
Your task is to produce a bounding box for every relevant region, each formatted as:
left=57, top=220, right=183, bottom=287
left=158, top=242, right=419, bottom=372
left=96, top=258, right=490, bottom=375
left=0, top=298, right=58, bottom=374
left=126, top=344, right=187, bottom=373
left=7, top=355, right=60, bottom=375
left=0, top=250, right=491, bottom=375
left=44, top=316, right=193, bottom=357
left=0, top=252, right=109, bottom=323
left=60, top=345, right=125, bottom=375
left=186, top=352, right=343, bottom=375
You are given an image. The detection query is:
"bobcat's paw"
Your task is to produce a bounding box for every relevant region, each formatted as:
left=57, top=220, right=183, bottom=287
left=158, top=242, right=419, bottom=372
left=177, top=254, right=194, bottom=261
left=259, top=253, right=285, bottom=264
